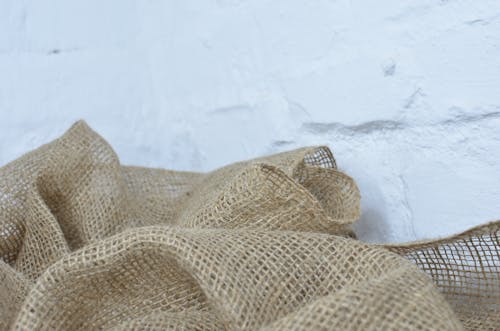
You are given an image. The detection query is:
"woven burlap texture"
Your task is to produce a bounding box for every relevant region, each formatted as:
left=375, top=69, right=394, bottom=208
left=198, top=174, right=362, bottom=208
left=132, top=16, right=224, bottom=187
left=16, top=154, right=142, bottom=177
left=0, top=121, right=498, bottom=330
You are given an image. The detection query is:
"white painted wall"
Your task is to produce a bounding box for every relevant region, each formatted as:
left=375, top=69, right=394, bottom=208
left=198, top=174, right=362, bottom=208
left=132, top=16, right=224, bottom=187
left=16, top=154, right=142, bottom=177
left=1, top=0, right=499, bottom=243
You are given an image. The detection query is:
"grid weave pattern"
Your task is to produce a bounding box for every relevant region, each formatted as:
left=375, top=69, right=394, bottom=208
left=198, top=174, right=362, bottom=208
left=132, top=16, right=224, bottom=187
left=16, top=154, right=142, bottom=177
left=387, top=222, right=500, bottom=330
left=0, top=121, right=497, bottom=330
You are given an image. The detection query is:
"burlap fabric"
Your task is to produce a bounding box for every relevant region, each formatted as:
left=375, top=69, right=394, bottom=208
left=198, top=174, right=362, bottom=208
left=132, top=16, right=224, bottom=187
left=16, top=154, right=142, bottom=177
left=0, top=121, right=498, bottom=330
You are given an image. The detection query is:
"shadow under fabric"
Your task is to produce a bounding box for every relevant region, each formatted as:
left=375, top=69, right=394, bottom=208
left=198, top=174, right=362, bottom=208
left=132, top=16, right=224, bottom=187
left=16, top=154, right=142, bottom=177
left=0, top=121, right=498, bottom=330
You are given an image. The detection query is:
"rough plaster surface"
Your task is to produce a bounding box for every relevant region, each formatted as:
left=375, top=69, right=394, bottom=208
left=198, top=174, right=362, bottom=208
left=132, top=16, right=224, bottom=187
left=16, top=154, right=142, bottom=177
left=1, top=0, right=499, bottom=242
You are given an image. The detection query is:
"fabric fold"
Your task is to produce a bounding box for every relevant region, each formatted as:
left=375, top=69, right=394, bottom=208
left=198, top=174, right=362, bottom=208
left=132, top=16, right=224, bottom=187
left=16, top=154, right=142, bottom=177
left=0, top=121, right=497, bottom=330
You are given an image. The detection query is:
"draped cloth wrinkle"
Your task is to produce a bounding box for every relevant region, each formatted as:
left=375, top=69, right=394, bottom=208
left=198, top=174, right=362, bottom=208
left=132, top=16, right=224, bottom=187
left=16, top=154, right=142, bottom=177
left=0, top=121, right=498, bottom=330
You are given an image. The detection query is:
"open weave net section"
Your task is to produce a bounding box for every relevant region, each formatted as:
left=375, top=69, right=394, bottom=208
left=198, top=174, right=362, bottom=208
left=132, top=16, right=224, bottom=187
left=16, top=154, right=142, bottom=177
left=0, top=121, right=498, bottom=330
left=387, top=222, right=500, bottom=330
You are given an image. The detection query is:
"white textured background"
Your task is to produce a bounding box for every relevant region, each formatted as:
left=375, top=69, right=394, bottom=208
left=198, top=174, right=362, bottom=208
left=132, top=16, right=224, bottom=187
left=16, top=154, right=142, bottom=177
left=1, top=0, right=499, bottom=243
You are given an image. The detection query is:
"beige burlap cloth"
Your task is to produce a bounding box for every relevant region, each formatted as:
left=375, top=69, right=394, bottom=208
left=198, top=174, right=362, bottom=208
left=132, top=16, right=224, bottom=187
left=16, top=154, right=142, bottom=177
left=0, top=121, right=498, bottom=330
